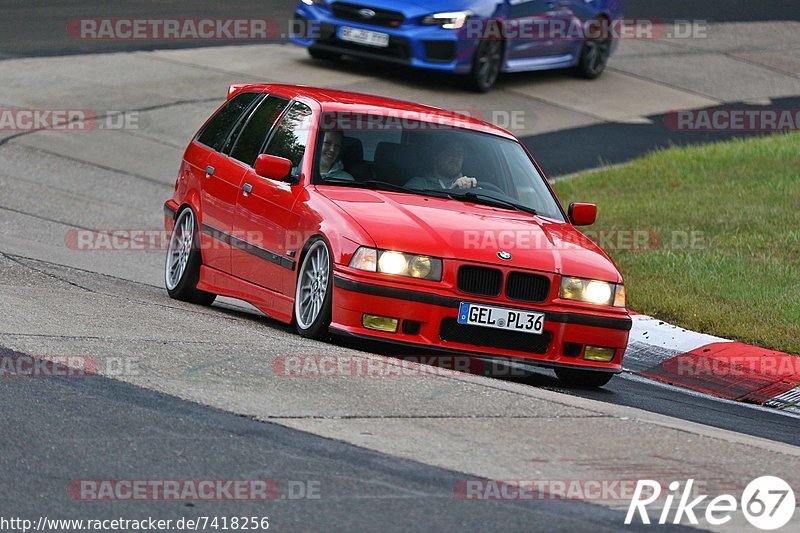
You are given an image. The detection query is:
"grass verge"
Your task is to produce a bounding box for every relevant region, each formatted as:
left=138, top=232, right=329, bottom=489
left=552, top=133, right=800, bottom=355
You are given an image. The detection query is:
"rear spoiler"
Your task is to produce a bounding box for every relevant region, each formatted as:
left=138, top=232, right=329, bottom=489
left=227, top=84, right=248, bottom=100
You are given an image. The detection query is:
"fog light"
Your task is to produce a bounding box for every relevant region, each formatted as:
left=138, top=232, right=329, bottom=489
left=583, top=346, right=615, bottom=362
left=362, top=314, right=399, bottom=333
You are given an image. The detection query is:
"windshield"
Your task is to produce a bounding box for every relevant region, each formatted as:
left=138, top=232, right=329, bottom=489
left=312, top=113, right=566, bottom=222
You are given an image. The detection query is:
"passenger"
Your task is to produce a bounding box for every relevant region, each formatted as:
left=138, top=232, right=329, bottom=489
left=319, top=130, right=354, bottom=181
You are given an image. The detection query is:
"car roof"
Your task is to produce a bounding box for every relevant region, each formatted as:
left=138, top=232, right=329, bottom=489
left=232, top=83, right=516, bottom=140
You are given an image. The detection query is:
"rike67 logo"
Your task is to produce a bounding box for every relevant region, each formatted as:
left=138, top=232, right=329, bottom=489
left=626, top=477, right=796, bottom=530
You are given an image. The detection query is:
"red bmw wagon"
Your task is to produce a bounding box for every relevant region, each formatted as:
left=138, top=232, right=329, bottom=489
left=164, top=84, right=631, bottom=387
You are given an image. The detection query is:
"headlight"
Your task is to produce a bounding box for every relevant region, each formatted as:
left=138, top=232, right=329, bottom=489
left=421, top=10, right=473, bottom=30
left=301, top=0, right=327, bottom=6
left=350, top=247, right=442, bottom=281
left=560, top=277, right=625, bottom=307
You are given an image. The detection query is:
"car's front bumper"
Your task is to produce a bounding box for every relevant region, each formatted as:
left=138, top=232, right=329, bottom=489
left=331, top=267, right=631, bottom=374
left=290, top=5, right=478, bottom=73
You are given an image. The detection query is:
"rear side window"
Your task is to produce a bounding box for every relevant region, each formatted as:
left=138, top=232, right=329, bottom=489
left=229, top=96, right=289, bottom=167
left=263, top=102, right=314, bottom=177
left=196, top=92, right=259, bottom=151
left=221, top=94, right=264, bottom=155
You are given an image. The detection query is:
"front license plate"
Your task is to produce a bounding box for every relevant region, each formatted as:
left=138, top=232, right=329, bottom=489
left=457, top=302, right=545, bottom=335
left=338, top=26, right=390, bottom=48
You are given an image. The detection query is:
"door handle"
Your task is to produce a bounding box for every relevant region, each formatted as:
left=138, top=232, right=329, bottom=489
left=205, top=165, right=215, bottom=177
left=242, top=183, right=253, bottom=195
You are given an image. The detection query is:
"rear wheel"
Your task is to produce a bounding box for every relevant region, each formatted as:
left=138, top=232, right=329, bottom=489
left=294, top=238, right=333, bottom=339
left=554, top=367, right=614, bottom=388
left=164, top=208, right=216, bottom=306
left=575, top=18, right=612, bottom=79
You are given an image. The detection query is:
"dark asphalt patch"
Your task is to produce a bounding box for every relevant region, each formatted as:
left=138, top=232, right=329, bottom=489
left=521, top=95, right=800, bottom=177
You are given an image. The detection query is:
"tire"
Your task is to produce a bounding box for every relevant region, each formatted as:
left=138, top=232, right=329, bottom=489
left=466, top=36, right=503, bottom=93
left=294, top=238, right=333, bottom=339
left=575, top=18, right=612, bottom=80
left=554, top=367, right=614, bottom=388
left=164, top=207, right=216, bottom=306
left=308, top=47, right=340, bottom=61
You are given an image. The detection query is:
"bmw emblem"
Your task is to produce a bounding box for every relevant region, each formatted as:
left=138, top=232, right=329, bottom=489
left=358, top=8, right=376, bottom=19
left=498, top=251, right=512, bottom=261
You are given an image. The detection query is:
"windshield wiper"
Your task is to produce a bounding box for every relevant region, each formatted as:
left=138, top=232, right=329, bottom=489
left=322, top=178, right=414, bottom=195
left=322, top=181, right=536, bottom=216
left=428, top=190, right=538, bottom=216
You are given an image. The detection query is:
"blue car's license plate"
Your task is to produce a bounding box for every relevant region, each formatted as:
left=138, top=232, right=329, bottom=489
left=457, top=302, right=544, bottom=335
left=338, top=26, right=390, bottom=48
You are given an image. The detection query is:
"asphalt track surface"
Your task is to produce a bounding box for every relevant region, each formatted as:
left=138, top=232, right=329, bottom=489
left=330, top=336, right=800, bottom=448
left=6, top=346, right=683, bottom=532
left=2, top=0, right=800, bottom=58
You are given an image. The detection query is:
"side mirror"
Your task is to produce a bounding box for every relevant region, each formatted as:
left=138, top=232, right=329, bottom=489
left=254, top=154, right=293, bottom=182
left=568, top=202, right=597, bottom=226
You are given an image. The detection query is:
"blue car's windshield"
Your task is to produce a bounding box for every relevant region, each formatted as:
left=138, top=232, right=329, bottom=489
left=313, top=113, right=566, bottom=222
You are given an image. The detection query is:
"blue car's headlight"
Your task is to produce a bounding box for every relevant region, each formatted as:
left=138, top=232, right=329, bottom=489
left=301, top=0, right=327, bottom=7
left=421, top=10, right=473, bottom=30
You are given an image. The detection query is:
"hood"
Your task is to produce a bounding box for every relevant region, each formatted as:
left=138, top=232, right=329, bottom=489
left=318, top=187, right=622, bottom=283
left=334, top=0, right=483, bottom=18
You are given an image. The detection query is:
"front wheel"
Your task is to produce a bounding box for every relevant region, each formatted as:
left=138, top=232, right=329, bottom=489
left=467, top=38, right=503, bottom=93
left=164, top=208, right=216, bottom=305
left=554, top=367, right=614, bottom=388
left=294, top=238, right=333, bottom=339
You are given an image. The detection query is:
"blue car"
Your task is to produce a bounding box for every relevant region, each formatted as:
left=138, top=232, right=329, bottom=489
left=291, top=0, right=623, bottom=91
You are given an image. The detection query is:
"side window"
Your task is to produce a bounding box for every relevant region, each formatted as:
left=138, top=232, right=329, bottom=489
left=229, top=96, right=289, bottom=167
left=263, top=102, right=314, bottom=177
left=196, top=92, right=259, bottom=152
left=221, top=94, right=264, bottom=155
left=346, top=130, right=401, bottom=162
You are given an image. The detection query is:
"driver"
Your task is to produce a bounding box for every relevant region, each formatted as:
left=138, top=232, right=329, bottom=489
left=405, top=140, right=478, bottom=191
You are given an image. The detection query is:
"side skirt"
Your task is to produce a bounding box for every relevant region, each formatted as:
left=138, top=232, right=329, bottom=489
left=198, top=265, right=294, bottom=324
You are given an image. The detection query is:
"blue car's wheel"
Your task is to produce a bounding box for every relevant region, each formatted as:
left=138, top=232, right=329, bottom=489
left=576, top=18, right=611, bottom=79
left=467, top=37, right=503, bottom=92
